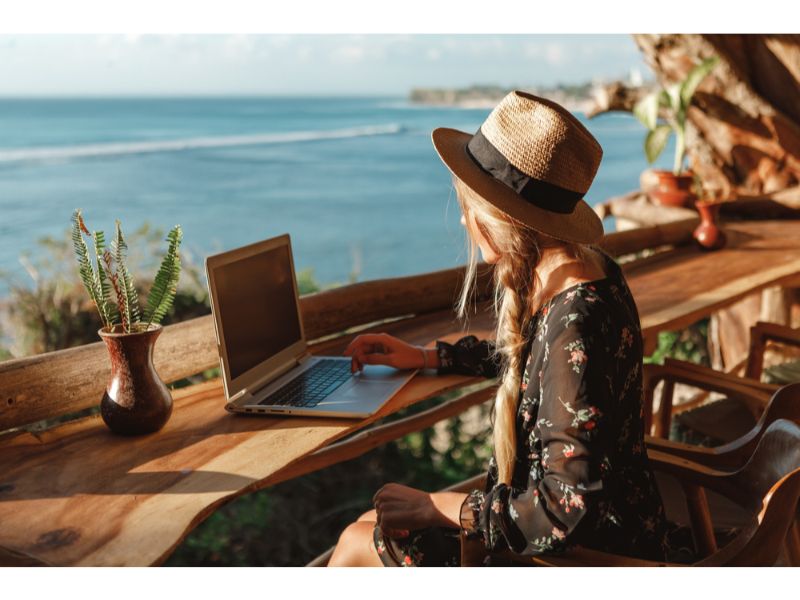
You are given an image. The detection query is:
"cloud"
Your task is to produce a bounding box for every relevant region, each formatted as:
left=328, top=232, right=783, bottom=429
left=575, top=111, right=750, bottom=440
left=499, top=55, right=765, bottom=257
left=222, top=35, right=257, bottom=60
left=331, top=44, right=367, bottom=63
left=523, top=42, right=543, bottom=59
left=426, top=48, right=441, bottom=61
left=545, top=43, right=565, bottom=65
left=296, top=46, right=314, bottom=62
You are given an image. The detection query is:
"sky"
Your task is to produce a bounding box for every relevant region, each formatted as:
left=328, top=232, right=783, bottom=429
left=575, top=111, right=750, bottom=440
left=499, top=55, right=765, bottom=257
left=0, top=34, right=650, bottom=97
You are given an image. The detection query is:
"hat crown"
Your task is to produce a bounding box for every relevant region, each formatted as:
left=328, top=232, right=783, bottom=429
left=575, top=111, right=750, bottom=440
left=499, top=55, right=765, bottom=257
left=480, top=90, right=603, bottom=195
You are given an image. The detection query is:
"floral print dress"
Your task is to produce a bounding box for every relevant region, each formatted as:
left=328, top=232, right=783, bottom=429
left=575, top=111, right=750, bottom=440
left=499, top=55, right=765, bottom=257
left=372, top=248, right=671, bottom=566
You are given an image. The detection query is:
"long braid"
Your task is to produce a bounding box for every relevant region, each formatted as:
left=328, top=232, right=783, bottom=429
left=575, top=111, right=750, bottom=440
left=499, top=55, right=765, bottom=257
left=451, top=175, right=589, bottom=486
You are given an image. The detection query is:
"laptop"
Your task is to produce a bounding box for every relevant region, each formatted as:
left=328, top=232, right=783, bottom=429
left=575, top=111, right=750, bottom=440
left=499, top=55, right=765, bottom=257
left=205, top=233, right=419, bottom=418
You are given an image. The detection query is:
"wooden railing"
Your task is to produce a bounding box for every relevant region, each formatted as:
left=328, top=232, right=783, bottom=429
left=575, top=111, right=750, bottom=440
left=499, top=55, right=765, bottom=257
left=0, top=217, right=698, bottom=434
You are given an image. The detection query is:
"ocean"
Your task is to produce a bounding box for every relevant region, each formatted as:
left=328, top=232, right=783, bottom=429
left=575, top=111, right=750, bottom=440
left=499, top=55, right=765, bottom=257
left=0, top=96, right=672, bottom=294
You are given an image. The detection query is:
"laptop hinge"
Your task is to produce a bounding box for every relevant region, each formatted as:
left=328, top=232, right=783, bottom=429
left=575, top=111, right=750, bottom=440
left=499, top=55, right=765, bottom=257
left=229, top=355, right=301, bottom=405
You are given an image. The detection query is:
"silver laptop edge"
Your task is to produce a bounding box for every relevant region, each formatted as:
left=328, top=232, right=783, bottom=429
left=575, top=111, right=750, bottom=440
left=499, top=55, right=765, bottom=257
left=205, top=233, right=418, bottom=418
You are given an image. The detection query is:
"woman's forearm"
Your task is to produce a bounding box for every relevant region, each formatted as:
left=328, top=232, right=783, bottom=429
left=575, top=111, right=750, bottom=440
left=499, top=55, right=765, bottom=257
left=427, top=491, right=469, bottom=529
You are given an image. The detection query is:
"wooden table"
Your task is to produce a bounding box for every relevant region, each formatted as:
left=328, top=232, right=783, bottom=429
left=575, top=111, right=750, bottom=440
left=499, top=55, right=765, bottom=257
left=2, top=218, right=800, bottom=566
left=628, top=220, right=800, bottom=352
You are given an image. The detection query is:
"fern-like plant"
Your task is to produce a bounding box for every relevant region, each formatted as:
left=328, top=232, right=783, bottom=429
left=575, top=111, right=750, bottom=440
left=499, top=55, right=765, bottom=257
left=71, top=209, right=183, bottom=334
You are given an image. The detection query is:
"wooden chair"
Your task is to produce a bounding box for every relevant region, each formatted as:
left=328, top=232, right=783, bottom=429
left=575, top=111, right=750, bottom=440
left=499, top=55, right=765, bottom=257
left=745, top=321, right=800, bottom=383
left=460, top=418, right=800, bottom=567
left=642, top=358, right=778, bottom=439
left=643, top=320, right=800, bottom=440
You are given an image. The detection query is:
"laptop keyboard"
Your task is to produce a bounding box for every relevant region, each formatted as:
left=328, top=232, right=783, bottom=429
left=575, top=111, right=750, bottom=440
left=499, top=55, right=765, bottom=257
left=258, top=358, right=353, bottom=408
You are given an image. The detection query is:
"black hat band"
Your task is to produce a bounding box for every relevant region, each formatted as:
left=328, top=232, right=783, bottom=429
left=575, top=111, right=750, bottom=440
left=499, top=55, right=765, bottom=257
left=465, top=127, right=583, bottom=214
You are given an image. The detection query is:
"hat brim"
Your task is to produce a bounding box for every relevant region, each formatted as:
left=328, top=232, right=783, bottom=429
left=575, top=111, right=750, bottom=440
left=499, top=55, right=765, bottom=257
left=431, top=127, right=604, bottom=245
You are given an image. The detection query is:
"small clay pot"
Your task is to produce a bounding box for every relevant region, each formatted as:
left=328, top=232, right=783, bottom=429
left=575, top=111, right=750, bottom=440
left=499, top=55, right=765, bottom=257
left=693, top=199, right=727, bottom=251
left=648, top=169, right=697, bottom=208
left=98, top=324, right=173, bottom=435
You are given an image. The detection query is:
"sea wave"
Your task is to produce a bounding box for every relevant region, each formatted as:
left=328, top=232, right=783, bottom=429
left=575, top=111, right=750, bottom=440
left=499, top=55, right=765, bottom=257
left=0, top=123, right=405, bottom=164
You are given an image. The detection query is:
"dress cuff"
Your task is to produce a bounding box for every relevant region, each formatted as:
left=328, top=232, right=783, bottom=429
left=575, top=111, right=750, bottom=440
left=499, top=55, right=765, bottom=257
left=435, top=338, right=461, bottom=375
left=459, top=488, right=486, bottom=539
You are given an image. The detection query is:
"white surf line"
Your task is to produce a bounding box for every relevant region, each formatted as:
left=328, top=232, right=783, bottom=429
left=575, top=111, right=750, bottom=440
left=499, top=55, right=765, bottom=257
left=0, top=123, right=405, bottom=164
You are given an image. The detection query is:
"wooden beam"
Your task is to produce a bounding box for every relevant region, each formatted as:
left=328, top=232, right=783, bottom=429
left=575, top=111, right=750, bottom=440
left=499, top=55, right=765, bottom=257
left=599, top=219, right=697, bottom=257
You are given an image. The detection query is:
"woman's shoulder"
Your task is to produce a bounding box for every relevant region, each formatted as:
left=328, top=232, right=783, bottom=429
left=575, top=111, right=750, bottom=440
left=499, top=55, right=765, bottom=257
left=541, top=258, right=629, bottom=338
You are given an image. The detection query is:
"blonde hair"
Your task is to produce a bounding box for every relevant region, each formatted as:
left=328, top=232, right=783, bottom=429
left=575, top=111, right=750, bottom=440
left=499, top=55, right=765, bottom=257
left=451, top=175, right=590, bottom=486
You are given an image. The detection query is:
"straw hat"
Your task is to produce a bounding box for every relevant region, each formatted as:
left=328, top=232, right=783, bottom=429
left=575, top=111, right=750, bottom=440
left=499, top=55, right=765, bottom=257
left=432, top=90, right=604, bottom=244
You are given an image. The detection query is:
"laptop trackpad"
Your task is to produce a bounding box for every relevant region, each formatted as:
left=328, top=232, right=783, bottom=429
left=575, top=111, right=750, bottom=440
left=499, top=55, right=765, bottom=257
left=315, top=364, right=409, bottom=405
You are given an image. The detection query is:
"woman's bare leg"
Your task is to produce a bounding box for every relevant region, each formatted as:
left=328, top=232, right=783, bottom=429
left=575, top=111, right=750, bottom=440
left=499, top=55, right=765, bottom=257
left=327, top=521, right=383, bottom=567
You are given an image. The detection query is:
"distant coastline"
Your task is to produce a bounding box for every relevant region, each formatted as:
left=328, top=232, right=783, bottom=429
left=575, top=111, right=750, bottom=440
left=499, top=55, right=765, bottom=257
left=408, top=83, right=596, bottom=113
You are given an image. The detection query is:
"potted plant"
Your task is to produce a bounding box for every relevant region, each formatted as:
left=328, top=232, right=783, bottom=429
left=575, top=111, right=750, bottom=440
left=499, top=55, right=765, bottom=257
left=72, top=210, right=183, bottom=435
left=634, top=56, right=719, bottom=207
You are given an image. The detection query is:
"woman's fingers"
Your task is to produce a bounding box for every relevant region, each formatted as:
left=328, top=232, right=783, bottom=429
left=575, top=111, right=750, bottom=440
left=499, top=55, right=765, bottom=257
left=373, top=482, right=408, bottom=504
left=376, top=501, right=417, bottom=530
left=344, top=333, right=390, bottom=356
left=384, top=528, right=410, bottom=539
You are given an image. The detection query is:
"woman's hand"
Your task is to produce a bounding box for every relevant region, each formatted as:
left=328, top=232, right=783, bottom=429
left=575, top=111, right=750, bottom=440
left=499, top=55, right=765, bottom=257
left=373, top=483, right=436, bottom=537
left=344, top=332, right=435, bottom=373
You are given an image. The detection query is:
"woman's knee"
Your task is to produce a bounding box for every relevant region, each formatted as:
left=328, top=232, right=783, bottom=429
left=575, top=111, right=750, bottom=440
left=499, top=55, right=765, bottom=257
left=328, top=522, right=381, bottom=567
left=357, top=508, right=377, bottom=522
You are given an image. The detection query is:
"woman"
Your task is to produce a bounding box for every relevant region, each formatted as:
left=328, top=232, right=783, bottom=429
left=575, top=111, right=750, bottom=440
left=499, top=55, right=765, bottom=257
left=327, top=91, right=670, bottom=567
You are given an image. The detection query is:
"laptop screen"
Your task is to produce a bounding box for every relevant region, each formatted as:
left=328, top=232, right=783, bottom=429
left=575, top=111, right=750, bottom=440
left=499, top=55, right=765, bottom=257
left=213, top=243, right=302, bottom=380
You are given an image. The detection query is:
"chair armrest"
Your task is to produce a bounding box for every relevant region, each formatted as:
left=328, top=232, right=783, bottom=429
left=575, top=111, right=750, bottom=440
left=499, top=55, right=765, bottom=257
left=746, top=321, right=800, bottom=380
left=643, top=359, right=775, bottom=437
left=459, top=531, right=678, bottom=567
left=515, top=546, right=678, bottom=567
left=645, top=434, right=736, bottom=469
left=661, top=358, right=778, bottom=394
left=648, top=359, right=776, bottom=400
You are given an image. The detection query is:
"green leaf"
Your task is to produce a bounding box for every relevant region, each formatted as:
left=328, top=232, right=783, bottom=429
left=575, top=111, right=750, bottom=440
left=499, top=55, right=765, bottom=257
left=71, top=209, right=104, bottom=325
left=145, top=225, right=183, bottom=328
left=664, top=83, right=682, bottom=114
left=644, top=125, right=672, bottom=164
left=633, top=92, right=660, bottom=130
left=680, top=55, right=719, bottom=109
left=92, top=229, right=115, bottom=328
left=111, top=220, right=140, bottom=332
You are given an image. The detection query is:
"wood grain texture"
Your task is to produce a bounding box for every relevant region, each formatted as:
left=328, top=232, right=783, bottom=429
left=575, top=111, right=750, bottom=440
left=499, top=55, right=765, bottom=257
left=0, top=305, right=498, bottom=567
left=628, top=220, right=800, bottom=340
left=0, top=367, right=488, bottom=566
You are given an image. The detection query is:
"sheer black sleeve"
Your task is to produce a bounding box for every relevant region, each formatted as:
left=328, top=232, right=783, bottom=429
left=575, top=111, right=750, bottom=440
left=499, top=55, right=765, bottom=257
left=458, top=301, right=615, bottom=556
left=435, top=335, right=502, bottom=379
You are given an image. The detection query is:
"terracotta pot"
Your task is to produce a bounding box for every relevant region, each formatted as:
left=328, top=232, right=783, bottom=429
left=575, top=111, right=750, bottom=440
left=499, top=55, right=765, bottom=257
left=98, top=324, right=173, bottom=435
left=693, top=199, right=727, bottom=251
left=648, top=169, right=697, bottom=208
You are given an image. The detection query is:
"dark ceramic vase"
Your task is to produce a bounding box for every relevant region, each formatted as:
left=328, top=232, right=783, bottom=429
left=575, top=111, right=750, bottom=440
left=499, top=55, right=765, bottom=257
left=693, top=199, right=727, bottom=251
left=98, top=324, right=173, bottom=435
left=648, top=169, right=697, bottom=208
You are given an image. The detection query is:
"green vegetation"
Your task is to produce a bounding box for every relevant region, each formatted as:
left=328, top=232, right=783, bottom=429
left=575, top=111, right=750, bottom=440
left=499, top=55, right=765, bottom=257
left=71, top=209, right=183, bottom=334
left=0, top=222, right=202, bottom=357
left=644, top=319, right=710, bottom=366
